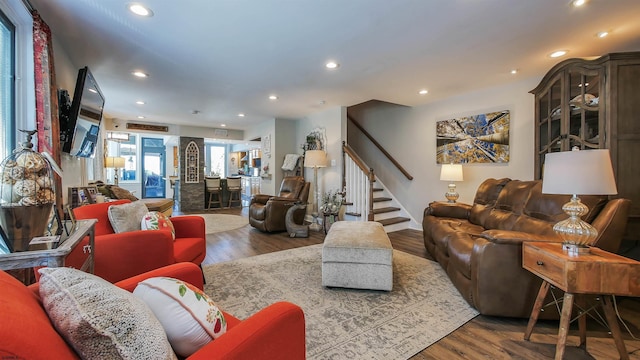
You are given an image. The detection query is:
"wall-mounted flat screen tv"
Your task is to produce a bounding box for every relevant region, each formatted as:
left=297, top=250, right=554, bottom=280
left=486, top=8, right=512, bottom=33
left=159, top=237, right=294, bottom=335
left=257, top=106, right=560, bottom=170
left=60, top=66, right=105, bottom=158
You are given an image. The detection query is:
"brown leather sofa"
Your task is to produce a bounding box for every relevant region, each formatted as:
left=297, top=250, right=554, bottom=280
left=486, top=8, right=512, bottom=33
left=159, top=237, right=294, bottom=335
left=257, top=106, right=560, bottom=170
left=249, top=176, right=310, bottom=232
left=423, top=178, right=630, bottom=318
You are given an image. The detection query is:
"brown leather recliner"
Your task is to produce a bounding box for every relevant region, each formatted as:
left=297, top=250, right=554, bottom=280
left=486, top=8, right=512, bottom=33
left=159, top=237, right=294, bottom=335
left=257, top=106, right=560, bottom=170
left=249, top=176, right=310, bottom=232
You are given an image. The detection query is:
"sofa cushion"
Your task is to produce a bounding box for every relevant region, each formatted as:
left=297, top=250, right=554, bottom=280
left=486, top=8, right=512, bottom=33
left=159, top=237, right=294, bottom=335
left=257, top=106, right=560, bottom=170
left=484, top=180, right=538, bottom=230
left=446, top=232, right=475, bottom=279
left=523, top=182, right=608, bottom=224
left=108, top=200, right=149, bottom=233
left=142, top=211, right=175, bottom=240
left=469, top=178, right=510, bottom=226
left=173, top=237, right=207, bottom=263
left=134, top=277, right=227, bottom=357
left=38, top=267, right=176, bottom=360
left=0, top=270, right=79, bottom=359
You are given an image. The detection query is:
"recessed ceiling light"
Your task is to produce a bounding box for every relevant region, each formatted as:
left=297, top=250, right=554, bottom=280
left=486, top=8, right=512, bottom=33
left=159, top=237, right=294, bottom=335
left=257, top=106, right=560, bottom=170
left=571, top=0, right=587, bottom=7
left=269, top=95, right=278, bottom=100
left=418, top=89, right=428, bottom=95
left=135, top=100, right=145, bottom=105
left=221, top=124, right=227, bottom=127
left=510, top=69, right=518, bottom=75
left=132, top=71, right=148, bottom=78
left=137, top=116, right=145, bottom=119
left=128, top=3, right=154, bottom=17
left=597, top=31, right=609, bottom=38
left=549, top=50, right=568, bottom=58
left=88, top=88, right=97, bottom=93
left=238, top=113, right=245, bottom=117
left=325, top=61, right=339, bottom=69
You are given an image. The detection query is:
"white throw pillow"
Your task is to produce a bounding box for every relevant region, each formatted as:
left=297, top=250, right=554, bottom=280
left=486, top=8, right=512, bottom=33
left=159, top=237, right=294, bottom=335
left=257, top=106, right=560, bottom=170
left=141, top=211, right=176, bottom=240
left=108, top=200, right=149, bottom=233
left=134, top=277, right=227, bottom=357
left=38, top=267, right=176, bottom=360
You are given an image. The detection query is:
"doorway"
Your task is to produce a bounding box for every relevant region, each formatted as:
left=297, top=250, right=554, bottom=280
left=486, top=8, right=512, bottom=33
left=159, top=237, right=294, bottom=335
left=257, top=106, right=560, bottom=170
left=141, top=137, right=166, bottom=198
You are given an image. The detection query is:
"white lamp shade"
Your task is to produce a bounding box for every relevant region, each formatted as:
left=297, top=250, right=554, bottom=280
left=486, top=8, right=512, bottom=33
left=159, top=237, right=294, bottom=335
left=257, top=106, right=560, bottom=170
left=104, top=157, right=126, bottom=169
left=440, top=164, right=463, bottom=182
left=304, top=150, right=327, bottom=168
left=542, top=149, right=617, bottom=195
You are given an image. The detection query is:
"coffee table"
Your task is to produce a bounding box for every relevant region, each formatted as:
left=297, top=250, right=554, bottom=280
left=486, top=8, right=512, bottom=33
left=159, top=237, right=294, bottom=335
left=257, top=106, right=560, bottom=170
left=0, top=219, right=96, bottom=276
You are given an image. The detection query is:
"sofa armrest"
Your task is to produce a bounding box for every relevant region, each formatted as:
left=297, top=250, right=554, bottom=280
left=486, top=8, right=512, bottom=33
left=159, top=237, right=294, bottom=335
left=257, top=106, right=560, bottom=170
left=251, top=194, right=272, bottom=205
left=425, top=201, right=471, bottom=219
left=171, top=215, right=205, bottom=239
left=188, top=301, right=305, bottom=360
left=115, top=262, right=204, bottom=292
left=65, top=230, right=175, bottom=283
left=480, top=229, right=562, bottom=245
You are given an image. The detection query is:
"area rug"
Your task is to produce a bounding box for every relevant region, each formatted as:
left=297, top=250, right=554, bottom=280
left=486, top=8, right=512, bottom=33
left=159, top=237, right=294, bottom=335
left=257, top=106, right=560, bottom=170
left=193, top=214, right=248, bottom=234
left=203, top=244, right=479, bottom=359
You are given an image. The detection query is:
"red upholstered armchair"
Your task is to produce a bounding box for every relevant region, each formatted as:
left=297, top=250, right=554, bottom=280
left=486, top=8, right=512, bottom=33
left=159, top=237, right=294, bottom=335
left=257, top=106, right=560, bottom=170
left=0, top=262, right=306, bottom=359
left=68, top=199, right=206, bottom=283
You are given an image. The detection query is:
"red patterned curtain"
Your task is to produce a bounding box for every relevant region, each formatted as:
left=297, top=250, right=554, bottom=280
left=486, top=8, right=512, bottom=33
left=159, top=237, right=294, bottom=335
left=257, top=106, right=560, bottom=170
left=32, top=11, right=63, bottom=216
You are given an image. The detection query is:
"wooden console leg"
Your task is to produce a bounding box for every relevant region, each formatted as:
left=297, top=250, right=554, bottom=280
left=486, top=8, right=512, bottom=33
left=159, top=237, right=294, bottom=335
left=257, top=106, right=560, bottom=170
left=555, top=292, right=574, bottom=360
left=601, top=295, right=629, bottom=360
left=525, top=281, right=550, bottom=340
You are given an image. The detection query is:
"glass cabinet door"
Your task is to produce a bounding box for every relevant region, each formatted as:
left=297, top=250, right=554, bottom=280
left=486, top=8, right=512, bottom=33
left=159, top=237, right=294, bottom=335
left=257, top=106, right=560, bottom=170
left=567, top=69, right=603, bottom=150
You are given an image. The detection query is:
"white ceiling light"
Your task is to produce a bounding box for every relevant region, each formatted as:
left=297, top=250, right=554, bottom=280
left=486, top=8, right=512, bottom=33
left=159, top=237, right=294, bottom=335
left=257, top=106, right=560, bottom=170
left=418, top=89, right=428, bottom=95
left=269, top=95, right=278, bottom=100
left=221, top=124, right=227, bottom=127
left=238, top=113, right=245, bottom=117
left=135, top=100, right=145, bottom=105
left=549, top=50, right=568, bottom=58
left=597, top=31, right=609, bottom=38
left=510, top=69, right=518, bottom=74
left=137, top=115, right=145, bottom=119
left=571, top=0, right=587, bottom=7
left=128, top=3, right=154, bottom=17
left=132, top=71, right=148, bottom=78
left=325, top=61, right=339, bottom=69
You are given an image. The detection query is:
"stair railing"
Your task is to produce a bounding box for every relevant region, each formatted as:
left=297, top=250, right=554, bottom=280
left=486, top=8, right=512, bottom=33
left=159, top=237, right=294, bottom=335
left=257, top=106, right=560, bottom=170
left=342, top=142, right=375, bottom=221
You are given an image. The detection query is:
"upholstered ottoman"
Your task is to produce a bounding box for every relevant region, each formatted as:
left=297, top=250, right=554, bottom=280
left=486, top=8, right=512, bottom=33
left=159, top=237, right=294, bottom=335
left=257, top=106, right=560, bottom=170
left=322, top=221, right=393, bottom=291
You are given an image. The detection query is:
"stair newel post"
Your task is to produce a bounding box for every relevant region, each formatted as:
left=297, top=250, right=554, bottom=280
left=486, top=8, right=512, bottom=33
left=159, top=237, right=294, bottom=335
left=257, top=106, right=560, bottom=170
left=341, top=141, right=347, bottom=205
left=368, top=168, right=375, bottom=221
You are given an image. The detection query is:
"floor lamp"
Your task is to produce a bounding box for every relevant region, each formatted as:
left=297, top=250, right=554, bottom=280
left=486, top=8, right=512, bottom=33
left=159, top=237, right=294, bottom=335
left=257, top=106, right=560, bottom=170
left=104, top=157, right=125, bottom=186
left=304, top=150, right=327, bottom=231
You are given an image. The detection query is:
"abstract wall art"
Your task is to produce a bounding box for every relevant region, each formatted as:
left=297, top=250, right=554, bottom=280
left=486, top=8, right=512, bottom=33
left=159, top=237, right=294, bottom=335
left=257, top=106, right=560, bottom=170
left=436, top=110, right=510, bottom=164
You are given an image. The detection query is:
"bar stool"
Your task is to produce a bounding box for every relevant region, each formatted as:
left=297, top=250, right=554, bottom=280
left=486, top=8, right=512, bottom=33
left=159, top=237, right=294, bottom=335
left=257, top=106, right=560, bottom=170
left=226, top=177, right=242, bottom=208
left=205, top=177, right=221, bottom=209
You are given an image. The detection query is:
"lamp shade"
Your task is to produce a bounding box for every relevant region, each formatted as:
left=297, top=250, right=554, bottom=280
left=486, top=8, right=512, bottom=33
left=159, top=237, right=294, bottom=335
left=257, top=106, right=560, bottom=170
left=304, top=150, right=327, bottom=168
left=104, top=157, right=126, bottom=169
left=542, top=149, right=617, bottom=195
left=440, top=164, right=463, bottom=182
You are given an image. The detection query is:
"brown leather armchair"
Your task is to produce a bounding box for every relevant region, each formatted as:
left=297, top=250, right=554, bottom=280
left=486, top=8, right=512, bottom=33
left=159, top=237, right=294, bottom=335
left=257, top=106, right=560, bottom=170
left=249, top=176, right=310, bottom=232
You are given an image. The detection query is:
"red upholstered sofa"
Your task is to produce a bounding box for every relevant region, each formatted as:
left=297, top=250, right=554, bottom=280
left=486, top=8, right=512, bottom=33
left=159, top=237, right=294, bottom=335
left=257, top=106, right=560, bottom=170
left=68, top=199, right=206, bottom=283
left=0, top=262, right=306, bottom=359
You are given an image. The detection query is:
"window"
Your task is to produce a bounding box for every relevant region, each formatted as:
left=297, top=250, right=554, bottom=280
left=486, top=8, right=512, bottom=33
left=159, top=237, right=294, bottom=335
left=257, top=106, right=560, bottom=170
left=0, top=2, right=34, bottom=161
left=105, top=133, right=138, bottom=183
left=207, top=145, right=226, bottom=178
left=0, top=10, right=15, bottom=161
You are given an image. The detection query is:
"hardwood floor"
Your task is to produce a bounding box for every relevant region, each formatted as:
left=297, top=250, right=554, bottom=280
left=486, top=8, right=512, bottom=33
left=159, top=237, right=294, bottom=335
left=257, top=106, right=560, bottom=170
left=179, top=207, right=640, bottom=359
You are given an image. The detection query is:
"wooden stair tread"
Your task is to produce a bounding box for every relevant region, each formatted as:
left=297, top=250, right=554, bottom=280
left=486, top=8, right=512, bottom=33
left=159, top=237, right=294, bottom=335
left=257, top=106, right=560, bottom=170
left=345, top=212, right=362, bottom=217
left=373, top=188, right=383, bottom=192
left=371, top=206, right=400, bottom=214
left=373, top=197, right=392, bottom=203
left=377, top=217, right=410, bottom=226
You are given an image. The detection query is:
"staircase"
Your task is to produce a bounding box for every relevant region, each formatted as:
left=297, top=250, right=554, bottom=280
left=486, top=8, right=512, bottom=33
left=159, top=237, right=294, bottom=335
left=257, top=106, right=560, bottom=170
left=342, top=143, right=413, bottom=232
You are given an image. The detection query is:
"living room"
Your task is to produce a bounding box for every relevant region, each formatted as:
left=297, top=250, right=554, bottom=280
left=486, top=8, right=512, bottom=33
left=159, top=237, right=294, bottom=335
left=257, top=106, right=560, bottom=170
left=2, top=0, right=640, bottom=359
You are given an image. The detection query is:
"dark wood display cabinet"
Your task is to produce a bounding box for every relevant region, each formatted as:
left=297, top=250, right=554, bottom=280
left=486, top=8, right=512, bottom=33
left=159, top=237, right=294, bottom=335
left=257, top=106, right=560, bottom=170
left=531, top=51, right=640, bottom=242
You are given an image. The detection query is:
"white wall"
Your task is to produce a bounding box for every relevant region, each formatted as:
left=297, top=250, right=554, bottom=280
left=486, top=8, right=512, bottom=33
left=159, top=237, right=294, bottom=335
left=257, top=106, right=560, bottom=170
left=348, top=77, right=540, bottom=228
left=297, top=107, right=346, bottom=211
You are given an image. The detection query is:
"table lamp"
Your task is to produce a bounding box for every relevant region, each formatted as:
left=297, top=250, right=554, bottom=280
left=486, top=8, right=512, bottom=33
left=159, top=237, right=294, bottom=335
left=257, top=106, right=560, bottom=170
left=104, top=157, right=126, bottom=186
left=541, top=148, right=617, bottom=254
left=440, top=163, right=463, bottom=203
left=304, top=150, right=327, bottom=231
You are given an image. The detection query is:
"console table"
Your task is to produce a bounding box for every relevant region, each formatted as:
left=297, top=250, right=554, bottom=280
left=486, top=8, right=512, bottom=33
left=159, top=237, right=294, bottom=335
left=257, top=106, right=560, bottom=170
left=0, top=219, right=96, bottom=279
left=522, top=242, right=640, bottom=360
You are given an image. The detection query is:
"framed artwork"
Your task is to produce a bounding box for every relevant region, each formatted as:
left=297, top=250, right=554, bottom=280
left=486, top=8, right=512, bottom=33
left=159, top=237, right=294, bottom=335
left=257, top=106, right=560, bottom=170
left=436, top=110, right=510, bottom=164
left=304, top=127, right=327, bottom=151
left=85, top=186, right=98, bottom=203
left=185, top=141, right=200, bottom=183
left=262, top=134, right=271, bottom=158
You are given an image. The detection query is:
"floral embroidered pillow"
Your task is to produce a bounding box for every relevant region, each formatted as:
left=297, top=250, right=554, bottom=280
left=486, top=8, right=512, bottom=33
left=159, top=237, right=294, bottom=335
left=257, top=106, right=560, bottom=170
left=141, top=211, right=175, bottom=240
left=133, top=277, right=227, bottom=357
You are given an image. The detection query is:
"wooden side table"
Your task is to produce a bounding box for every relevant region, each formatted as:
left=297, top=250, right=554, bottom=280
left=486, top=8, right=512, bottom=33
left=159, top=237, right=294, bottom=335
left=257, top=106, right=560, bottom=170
left=0, top=219, right=96, bottom=282
left=522, top=241, right=640, bottom=360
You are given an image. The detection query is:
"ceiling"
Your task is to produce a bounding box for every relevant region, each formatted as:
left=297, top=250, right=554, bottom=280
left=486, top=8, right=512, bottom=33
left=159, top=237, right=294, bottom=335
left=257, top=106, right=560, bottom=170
left=29, top=0, right=640, bottom=132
